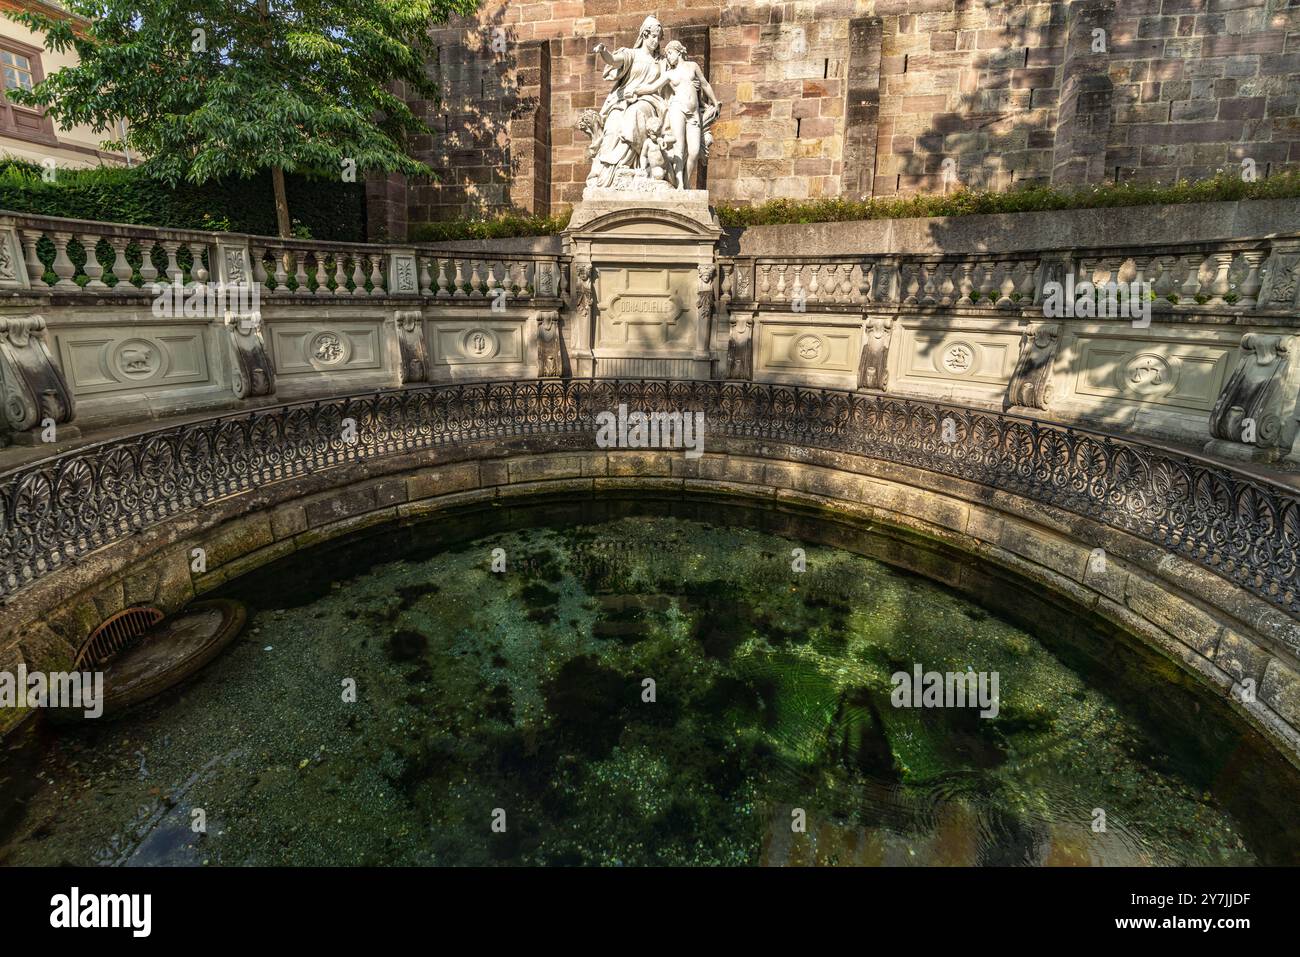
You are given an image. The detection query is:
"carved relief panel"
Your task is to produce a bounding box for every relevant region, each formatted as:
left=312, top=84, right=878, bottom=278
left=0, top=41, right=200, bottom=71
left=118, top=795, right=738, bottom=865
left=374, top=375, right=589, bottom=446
left=270, top=323, right=383, bottom=375
left=896, top=328, right=1019, bottom=389
left=755, top=318, right=862, bottom=386
left=432, top=320, right=526, bottom=367
left=594, top=266, right=697, bottom=354
left=1070, top=337, right=1233, bottom=412
left=54, top=328, right=210, bottom=396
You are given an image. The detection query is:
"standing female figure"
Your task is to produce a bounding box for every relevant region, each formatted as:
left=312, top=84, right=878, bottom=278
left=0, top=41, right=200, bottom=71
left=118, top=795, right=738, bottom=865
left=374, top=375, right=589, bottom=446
left=586, top=16, right=666, bottom=188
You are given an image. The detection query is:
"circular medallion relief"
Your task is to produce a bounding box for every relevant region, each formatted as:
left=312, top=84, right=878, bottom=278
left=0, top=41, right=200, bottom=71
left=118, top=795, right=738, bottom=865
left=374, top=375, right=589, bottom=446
left=310, top=332, right=347, bottom=366
left=462, top=329, right=500, bottom=360
left=1119, top=352, right=1177, bottom=397
left=113, top=339, right=162, bottom=380
left=794, top=334, right=825, bottom=363
left=941, top=341, right=976, bottom=375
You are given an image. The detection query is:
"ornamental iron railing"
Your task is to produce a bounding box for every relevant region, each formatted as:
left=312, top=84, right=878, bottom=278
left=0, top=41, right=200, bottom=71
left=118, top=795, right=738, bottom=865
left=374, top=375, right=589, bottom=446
left=1, top=379, right=1297, bottom=616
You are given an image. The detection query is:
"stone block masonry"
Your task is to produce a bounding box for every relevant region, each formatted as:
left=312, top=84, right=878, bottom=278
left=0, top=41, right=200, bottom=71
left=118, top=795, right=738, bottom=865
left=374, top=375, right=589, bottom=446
left=374, top=0, right=1300, bottom=239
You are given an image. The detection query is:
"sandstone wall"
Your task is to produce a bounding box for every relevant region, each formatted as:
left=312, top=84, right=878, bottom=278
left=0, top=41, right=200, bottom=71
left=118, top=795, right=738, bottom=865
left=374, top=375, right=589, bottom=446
left=379, top=0, right=1300, bottom=237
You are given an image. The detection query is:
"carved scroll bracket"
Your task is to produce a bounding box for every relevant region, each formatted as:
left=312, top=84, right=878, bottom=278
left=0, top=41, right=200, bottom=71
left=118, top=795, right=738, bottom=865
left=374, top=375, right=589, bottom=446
left=725, top=309, right=755, bottom=381
left=1005, top=321, right=1060, bottom=411
left=224, top=312, right=275, bottom=399
left=0, top=315, right=76, bottom=443
left=857, top=314, right=893, bottom=392
left=390, top=309, right=429, bottom=385
left=1207, top=333, right=1300, bottom=460
left=534, top=309, right=566, bottom=377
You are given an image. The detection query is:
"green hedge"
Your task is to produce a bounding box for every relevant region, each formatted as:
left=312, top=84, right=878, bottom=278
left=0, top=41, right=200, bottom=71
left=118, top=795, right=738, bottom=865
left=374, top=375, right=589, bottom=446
left=714, top=170, right=1300, bottom=227
left=409, top=210, right=572, bottom=243
left=0, top=159, right=365, bottom=240
left=408, top=171, right=1300, bottom=240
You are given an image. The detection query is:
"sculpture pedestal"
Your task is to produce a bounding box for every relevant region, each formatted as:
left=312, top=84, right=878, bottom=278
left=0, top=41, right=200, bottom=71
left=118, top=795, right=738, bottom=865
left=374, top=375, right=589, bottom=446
left=570, top=186, right=716, bottom=232
left=563, top=192, right=721, bottom=380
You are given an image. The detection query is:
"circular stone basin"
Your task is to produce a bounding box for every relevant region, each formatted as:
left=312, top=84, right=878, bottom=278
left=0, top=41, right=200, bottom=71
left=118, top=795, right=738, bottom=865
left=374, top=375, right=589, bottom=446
left=70, top=600, right=246, bottom=721
left=4, top=496, right=1299, bottom=867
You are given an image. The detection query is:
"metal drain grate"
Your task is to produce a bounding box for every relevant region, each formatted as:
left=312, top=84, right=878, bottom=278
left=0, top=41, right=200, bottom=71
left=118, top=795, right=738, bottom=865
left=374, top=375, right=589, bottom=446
left=76, top=606, right=164, bottom=669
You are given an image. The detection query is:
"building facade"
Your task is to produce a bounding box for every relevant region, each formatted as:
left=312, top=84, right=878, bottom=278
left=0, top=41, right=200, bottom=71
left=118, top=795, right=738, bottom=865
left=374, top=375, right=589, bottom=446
left=0, top=0, right=131, bottom=168
left=370, top=0, right=1300, bottom=238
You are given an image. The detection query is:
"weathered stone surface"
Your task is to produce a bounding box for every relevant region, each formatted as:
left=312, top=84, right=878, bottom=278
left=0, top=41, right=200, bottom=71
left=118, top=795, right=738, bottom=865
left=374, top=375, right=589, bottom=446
left=1261, top=658, right=1300, bottom=728
left=405, top=463, right=482, bottom=501
left=270, top=505, right=309, bottom=541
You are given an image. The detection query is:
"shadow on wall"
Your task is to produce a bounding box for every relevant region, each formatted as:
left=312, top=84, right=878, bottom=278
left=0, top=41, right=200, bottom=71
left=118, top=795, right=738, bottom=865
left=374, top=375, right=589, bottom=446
left=412, top=2, right=547, bottom=224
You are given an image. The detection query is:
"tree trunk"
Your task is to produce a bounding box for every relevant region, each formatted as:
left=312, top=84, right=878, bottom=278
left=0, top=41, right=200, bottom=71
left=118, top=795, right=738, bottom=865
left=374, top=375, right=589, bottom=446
left=271, top=166, right=292, bottom=238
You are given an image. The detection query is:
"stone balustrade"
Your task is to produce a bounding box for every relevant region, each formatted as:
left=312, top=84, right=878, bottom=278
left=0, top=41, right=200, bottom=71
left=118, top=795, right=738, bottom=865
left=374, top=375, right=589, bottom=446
left=2, top=205, right=1300, bottom=469
left=720, top=239, right=1283, bottom=312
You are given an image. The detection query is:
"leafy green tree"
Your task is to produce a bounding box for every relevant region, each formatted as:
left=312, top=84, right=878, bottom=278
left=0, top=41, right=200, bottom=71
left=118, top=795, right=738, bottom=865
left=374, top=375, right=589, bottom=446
left=7, top=0, right=477, bottom=237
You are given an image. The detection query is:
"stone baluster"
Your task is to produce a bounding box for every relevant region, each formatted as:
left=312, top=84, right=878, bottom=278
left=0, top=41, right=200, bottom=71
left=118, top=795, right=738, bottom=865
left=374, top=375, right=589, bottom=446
left=807, top=264, right=819, bottom=304
left=160, top=240, right=183, bottom=284
left=109, top=237, right=134, bottom=291
left=857, top=261, right=873, bottom=303
left=1205, top=251, right=1233, bottom=305
left=252, top=247, right=269, bottom=289
left=79, top=233, right=106, bottom=291
left=452, top=259, right=467, bottom=297
left=921, top=263, right=938, bottom=305
left=312, top=253, right=331, bottom=297
left=138, top=241, right=159, bottom=287
left=192, top=245, right=210, bottom=284
left=485, top=260, right=500, bottom=303
left=332, top=252, right=347, bottom=294
left=20, top=230, right=46, bottom=286
left=294, top=249, right=311, bottom=295
left=419, top=256, right=433, bottom=296
left=972, top=261, right=993, bottom=305
left=1016, top=260, right=1036, bottom=302
left=903, top=263, right=921, bottom=304
left=1238, top=250, right=1265, bottom=308
left=941, top=263, right=961, bottom=304
left=351, top=253, right=367, bottom=296
left=436, top=259, right=451, bottom=298
left=775, top=265, right=788, bottom=302
left=996, top=261, right=1016, bottom=307
left=272, top=248, right=289, bottom=292
left=759, top=265, right=771, bottom=300
left=1178, top=253, right=1203, bottom=304
left=956, top=262, right=974, bottom=305
left=49, top=232, right=79, bottom=289
left=1150, top=256, right=1173, bottom=308
left=369, top=255, right=385, bottom=296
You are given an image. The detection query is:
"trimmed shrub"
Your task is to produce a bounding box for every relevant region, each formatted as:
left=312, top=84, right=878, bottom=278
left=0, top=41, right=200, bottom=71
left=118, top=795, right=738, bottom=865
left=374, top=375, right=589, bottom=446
left=407, top=171, right=1300, bottom=240
left=409, top=210, right=572, bottom=242
left=714, top=171, right=1300, bottom=227
left=0, top=159, right=365, bottom=240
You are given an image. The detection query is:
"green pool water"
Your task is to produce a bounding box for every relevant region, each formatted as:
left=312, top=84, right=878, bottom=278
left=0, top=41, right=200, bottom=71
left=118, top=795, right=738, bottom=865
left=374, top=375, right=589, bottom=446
left=2, top=497, right=1297, bottom=866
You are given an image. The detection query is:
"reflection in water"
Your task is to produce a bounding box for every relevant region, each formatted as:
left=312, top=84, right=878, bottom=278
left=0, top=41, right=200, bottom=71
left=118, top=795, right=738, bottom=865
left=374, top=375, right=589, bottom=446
left=2, top=498, right=1297, bottom=866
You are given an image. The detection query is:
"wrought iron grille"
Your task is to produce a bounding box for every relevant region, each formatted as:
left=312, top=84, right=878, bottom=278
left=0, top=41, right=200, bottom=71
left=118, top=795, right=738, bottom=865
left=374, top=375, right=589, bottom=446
left=1, top=379, right=1297, bottom=616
